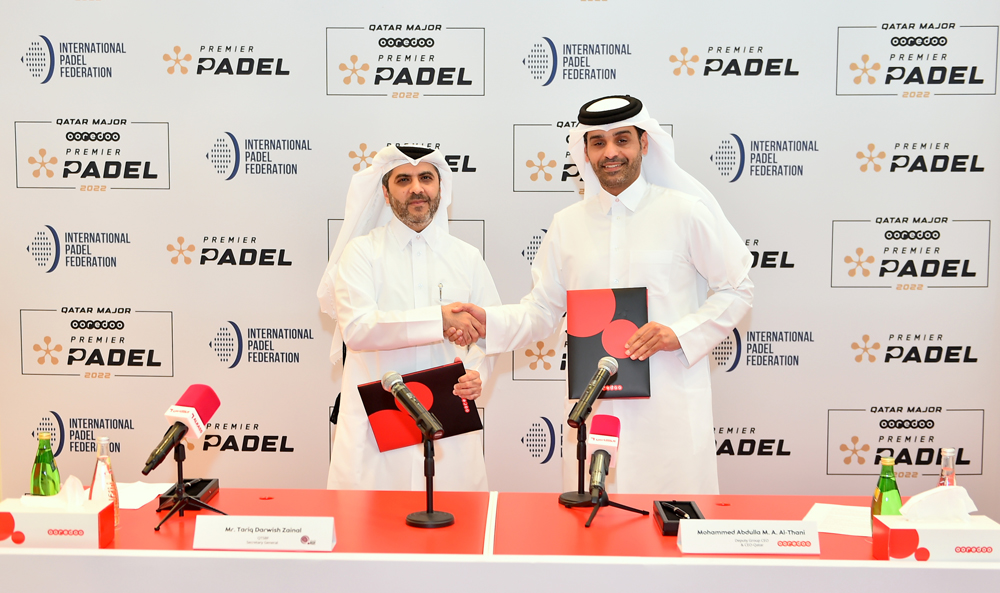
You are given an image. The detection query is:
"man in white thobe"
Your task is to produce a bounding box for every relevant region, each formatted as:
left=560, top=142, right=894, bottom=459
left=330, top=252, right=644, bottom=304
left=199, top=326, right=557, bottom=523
left=318, top=145, right=499, bottom=491
left=450, top=96, right=753, bottom=495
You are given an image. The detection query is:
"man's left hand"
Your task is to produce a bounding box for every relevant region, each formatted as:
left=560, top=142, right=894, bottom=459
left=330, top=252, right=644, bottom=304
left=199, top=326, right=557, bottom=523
left=625, top=322, right=680, bottom=361
left=452, top=356, right=483, bottom=400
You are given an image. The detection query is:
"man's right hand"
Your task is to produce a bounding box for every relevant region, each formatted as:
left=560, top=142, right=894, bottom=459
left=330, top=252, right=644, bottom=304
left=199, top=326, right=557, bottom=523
left=442, top=303, right=485, bottom=347
left=444, top=303, right=487, bottom=345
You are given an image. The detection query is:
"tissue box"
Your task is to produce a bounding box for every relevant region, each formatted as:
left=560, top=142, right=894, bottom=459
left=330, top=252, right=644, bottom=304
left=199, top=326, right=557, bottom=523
left=0, top=497, right=115, bottom=549
left=873, top=514, right=1000, bottom=562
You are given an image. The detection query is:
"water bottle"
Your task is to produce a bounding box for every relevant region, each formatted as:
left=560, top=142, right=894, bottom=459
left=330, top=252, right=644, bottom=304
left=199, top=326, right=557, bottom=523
left=30, top=432, right=61, bottom=495
left=89, top=436, right=120, bottom=526
left=871, top=456, right=902, bottom=526
left=938, top=447, right=957, bottom=486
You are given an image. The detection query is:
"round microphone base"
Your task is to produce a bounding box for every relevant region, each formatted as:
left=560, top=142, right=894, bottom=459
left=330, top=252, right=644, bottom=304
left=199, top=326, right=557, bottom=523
left=406, top=510, right=455, bottom=528
left=559, top=490, right=596, bottom=508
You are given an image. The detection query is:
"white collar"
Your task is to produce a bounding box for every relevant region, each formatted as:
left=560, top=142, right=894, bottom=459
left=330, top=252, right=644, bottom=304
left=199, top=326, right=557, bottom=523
left=597, top=170, right=648, bottom=214
left=388, top=214, right=445, bottom=252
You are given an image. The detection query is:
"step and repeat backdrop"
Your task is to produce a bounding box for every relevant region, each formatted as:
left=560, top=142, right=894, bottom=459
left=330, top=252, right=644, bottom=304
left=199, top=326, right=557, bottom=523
left=2, top=1, right=998, bottom=516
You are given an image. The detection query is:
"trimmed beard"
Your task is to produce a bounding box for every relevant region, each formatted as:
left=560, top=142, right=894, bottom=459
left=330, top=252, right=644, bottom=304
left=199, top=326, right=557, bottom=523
left=591, top=150, right=643, bottom=192
left=387, top=189, right=441, bottom=229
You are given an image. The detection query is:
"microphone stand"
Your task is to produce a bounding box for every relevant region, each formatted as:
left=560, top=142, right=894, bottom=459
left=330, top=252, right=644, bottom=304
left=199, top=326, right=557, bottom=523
left=559, top=418, right=594, bottom=507
left=154, top=442, right=226, bottom=531
left=584, top=486, right=648, bottom=528
left=405, top=436, right=454, bottom=528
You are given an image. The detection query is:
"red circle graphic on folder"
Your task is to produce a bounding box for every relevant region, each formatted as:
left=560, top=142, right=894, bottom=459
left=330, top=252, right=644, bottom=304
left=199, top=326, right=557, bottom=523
left=567, top=289, right=616, bottom=337
left=602, top=318, right=638, bottom=358
left=395, top=381, right=433, bottom=414
left=369, top=409, right=422, bottom=450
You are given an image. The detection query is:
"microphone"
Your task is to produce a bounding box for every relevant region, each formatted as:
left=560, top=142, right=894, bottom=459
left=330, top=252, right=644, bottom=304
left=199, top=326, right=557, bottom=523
left=382, top=371, right=444, bottom=440
left=587, top=415, right=620, bottom=503
left=567, top=356, right=618, bottom=428
left=142, top=384, right=220, bottom=475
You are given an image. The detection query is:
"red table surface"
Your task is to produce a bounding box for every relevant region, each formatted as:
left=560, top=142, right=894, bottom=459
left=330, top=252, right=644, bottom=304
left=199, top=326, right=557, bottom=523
left=494, top=493, right=877, bottom=560
left=112, top=488, right=489, bottom=555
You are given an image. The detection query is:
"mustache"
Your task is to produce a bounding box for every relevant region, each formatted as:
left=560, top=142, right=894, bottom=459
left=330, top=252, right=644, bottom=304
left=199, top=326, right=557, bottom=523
left=599, top=158, right=627, bottom=165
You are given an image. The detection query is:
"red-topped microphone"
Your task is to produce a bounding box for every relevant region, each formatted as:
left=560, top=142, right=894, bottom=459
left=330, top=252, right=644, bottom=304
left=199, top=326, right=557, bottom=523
left=587, top=414, right=620, bottom=503
left=142, top=385, right=220, bottom=475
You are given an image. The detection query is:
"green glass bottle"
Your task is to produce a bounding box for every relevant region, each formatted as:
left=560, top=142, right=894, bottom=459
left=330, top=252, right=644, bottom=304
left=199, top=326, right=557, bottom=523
left=871, top=456, right=902, bottom=524
left=30, top=432, right=61, bottom=496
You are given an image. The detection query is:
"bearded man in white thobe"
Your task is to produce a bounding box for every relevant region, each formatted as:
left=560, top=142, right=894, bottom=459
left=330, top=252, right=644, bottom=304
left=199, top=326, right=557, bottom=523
left=318, top=145, right=499, bottom=491
left=450, top=96, right=754, bottom=495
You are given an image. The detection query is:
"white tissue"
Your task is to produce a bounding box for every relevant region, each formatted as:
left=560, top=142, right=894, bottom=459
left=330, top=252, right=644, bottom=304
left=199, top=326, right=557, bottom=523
left=62, top=475, right=86, bottom=507
left=900, top=486, right=977, bottom=522
left=19, top=475, right=87, bottom=508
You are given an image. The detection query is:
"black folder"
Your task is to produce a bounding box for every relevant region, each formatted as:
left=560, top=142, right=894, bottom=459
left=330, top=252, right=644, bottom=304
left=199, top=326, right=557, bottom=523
left=357, top=361, right=483, bottom=452
left=567, top=287, right=651, bottom=399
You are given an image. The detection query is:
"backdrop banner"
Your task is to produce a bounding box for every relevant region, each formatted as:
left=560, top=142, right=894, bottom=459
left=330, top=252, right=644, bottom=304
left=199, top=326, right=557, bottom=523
left=1, top=1, right=997, bottom=520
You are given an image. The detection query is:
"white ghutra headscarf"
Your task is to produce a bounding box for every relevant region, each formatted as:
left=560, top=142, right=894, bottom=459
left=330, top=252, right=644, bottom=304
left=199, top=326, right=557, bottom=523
left=567, top=95, right=750, bottom=289
left=317, top=144, right=454, bottom=364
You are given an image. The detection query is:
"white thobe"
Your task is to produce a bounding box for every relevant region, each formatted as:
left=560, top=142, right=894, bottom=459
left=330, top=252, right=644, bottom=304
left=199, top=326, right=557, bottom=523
left=485, top=173, right=753, bottom=495
left=327, top=216, right=500, bottom=491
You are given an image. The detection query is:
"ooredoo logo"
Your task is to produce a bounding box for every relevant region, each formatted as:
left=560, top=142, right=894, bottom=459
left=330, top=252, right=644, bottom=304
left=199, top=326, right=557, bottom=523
left=47, top=529, right=85, bottom=536
left=523, top=417, right=557, bottom=464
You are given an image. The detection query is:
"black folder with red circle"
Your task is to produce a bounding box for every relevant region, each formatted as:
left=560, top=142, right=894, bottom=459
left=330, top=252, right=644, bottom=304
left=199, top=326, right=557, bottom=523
left=567, top=287, right=651, bottom=400
left=357, top=361, right=483, bottom=452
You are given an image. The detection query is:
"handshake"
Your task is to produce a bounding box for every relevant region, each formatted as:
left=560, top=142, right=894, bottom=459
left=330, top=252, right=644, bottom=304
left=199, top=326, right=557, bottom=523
left=440, top=303, right=487, bottom=347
